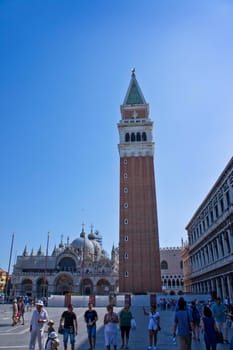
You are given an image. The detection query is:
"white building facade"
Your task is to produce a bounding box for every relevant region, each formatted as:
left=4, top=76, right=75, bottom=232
left=160, top=247, right=184, bottom=294
left=183, top=157, right=233, bottom=300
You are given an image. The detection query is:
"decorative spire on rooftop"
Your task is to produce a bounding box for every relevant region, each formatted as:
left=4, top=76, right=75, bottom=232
left=123, top=68, right=146, bottom=105
left=52, top=245, right=57, bottom=256
left=88, top=224, right=96, bottom=240
left=37, top=245, right=43, bottom=256
left=59, top=234, right=64, bottom=248
left=80, top=223, right=86, bottom=238
left=23, top=246, right=28, bottom=257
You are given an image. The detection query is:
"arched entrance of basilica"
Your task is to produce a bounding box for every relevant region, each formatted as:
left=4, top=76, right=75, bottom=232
left=21, top=278, right=33, bottom=296
left=55, top=274, right=74, bottom=295
left=80, top=278, right=93, bottom=295
left=37, top=278, right=48, bottom=298
left=96, top=278, right=111, bottom=295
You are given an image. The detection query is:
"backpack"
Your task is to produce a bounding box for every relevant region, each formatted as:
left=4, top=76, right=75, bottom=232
left=192, top=307, right=200, bottom=321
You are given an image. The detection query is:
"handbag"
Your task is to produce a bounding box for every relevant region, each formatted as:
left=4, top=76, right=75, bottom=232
left=215, top=330, right=223, bottom=344
left=130, top=317, right=136, bottom=330
left=58, top=325, right=64, bottom=334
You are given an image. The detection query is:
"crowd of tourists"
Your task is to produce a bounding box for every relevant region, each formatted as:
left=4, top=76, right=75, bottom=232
left=9, top=294, right=233, bottom=350
left=19, top=299, right=136, bottom=350
left=173, top=295, right=233, bottom=350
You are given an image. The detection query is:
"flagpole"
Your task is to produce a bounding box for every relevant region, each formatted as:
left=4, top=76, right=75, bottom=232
left=5, top=233, right=14, bottom=299
left=43, top=232, right=50, bottom=300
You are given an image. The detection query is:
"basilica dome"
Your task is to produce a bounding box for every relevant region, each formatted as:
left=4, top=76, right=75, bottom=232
left=88, top=229, right=102, bottom=258
left=71, top=229, right=95, bottom=255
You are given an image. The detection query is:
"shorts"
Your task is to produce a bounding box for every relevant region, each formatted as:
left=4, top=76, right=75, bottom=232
left=148, top=319, right=157, bottom=331
left=63, top=327, right=76, bottom=345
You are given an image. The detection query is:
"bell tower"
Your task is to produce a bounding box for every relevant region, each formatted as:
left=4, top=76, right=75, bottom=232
left=118, top=69, right=161, bottom=293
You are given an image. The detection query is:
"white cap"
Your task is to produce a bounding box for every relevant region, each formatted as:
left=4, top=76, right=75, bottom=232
left=35, top=300, right=44, bottom=306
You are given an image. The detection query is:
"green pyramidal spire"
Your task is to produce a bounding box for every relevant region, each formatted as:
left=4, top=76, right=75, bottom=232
left=123, top=68, right=146, bottom=105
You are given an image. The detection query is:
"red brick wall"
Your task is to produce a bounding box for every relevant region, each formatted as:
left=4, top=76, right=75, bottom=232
left=119, top=156, right=161, bottom=293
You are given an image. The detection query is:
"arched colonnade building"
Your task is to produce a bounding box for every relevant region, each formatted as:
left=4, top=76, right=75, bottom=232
left=182, top=157, right=233, bottom=301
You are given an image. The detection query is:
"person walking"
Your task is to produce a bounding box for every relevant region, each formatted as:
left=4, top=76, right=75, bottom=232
left=211, top=297, right=229, bottom=344
left=12, top=299, right=18, bottom=326
left=104, top=304, right=119, bottom=350
left=143, top=304, right=160, bottom=350
left=29, top=299, right=49, bottom=350
left=173, top=297, right=194, bottom=350
left=202, top=305, right=217, bottom=350
left=59, top=304, right=78, bottom=350
left=190, top=300, right=200, bottom=341
left=84, top=302, right=98, bottom=350
left=119, top=304, right=133, bottom=349
left=18, top=298, right=25, bottom=325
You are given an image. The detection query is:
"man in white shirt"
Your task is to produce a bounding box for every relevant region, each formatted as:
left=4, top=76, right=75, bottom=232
left=29, top=299, right=49, bottom=350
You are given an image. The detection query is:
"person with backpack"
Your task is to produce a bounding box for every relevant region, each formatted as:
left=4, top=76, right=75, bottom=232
left=190, top=301, right=200, bottom=341
left=173, top=297, right=194, bottom=350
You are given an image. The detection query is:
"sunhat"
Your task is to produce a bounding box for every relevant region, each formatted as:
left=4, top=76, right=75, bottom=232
left=49, top=331, right=58, bottom=339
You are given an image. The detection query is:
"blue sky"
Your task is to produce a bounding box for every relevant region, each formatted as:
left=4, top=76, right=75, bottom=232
left=1, top=0, right=233, bottom=272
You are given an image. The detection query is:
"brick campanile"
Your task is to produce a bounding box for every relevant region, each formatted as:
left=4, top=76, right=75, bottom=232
left=118, top=69, right=161, bottom=293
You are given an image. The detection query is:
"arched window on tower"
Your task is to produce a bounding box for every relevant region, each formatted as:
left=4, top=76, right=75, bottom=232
left=125, top=133, right=130, bottom=142
left=142, top=132, right=147, bottom=141
left=161, top=260, right=168, bottom=270
left=136, top=132, right=141, bottom=141
left=131, top=133, right=135, bottom=142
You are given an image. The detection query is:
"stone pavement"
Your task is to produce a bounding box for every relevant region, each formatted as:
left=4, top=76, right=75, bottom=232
left=0, top=304, right=232, bottom=349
